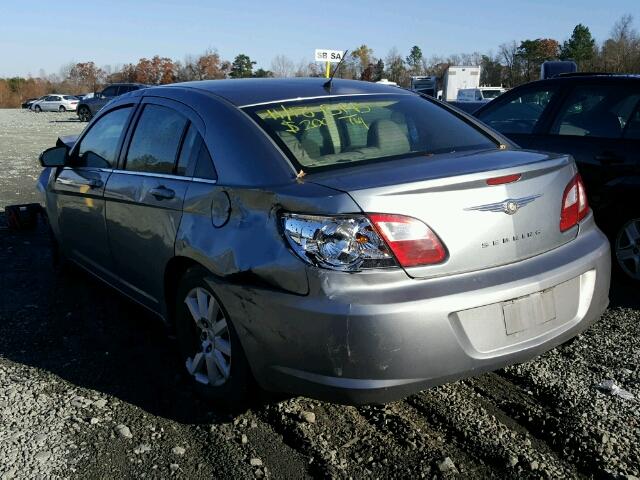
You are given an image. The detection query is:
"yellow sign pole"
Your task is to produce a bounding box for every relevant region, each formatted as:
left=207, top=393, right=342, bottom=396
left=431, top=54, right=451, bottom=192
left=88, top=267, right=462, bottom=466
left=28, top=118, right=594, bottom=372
left=325, top=61, right=331, bottom=78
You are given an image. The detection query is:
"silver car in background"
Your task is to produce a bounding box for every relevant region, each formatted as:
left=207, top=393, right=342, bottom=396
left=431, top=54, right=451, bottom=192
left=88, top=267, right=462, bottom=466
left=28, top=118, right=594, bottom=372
left=31, top=94, right=79, bottom=112
left=38, top=79, right=610, bottom=405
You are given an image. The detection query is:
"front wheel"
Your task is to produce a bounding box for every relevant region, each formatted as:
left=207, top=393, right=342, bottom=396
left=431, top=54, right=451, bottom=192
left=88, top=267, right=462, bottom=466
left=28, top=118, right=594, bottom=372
left=175, top=267, right=253, bottom=405
left=614, top=218, right=640, bottom=282
left=77, top=106, right=91, bottom=122
left=34, top=105, right=41, bottom=113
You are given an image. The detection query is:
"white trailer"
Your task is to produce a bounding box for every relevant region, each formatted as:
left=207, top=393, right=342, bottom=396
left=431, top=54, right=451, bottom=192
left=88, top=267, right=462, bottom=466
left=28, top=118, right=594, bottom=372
left=442, top=66, right=481, bottom=102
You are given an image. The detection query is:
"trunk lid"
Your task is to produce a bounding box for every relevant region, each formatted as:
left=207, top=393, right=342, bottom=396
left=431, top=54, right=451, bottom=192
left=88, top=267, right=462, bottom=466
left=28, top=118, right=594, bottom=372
left=308, top=149, right=579, bottom=279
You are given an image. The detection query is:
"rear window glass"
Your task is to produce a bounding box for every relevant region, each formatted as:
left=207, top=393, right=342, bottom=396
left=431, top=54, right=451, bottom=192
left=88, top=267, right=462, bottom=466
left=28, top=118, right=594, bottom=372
left=245, top=95, right=496, bottom=170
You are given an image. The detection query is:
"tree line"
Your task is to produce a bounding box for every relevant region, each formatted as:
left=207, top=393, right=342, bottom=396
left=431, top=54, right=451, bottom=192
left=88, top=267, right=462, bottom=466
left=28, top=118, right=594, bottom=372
left=1, top=14, right=638, bottom=108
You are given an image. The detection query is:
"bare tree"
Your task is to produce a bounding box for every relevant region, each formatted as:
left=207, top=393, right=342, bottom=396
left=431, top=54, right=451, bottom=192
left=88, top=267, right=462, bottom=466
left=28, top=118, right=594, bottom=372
left=601, top=14, right=640, bottom=72
left=498, top=41, right=521, bottom=87
left=384, top=48, right=408, bottom=85
left=294, top=59, right=322, bottom=77
left=271, top=54, right=295, bottom=78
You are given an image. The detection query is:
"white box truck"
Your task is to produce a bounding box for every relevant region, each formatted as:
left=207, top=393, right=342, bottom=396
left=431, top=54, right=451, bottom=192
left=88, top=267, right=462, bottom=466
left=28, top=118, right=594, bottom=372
left=442, top=66, right=481, bottom=102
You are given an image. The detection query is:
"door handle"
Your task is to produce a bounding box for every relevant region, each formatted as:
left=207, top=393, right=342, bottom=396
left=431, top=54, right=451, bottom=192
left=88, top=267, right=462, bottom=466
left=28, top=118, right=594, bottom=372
left=149, top=186, right=175, bottom=200
left=595, top=153, right=624, bottom=165
left=58, top=177, right=103, bottom=188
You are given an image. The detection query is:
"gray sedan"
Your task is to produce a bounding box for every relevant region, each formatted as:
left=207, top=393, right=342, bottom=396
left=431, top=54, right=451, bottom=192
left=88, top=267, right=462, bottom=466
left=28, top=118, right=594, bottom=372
left=38, top=78, right=610, bottom=405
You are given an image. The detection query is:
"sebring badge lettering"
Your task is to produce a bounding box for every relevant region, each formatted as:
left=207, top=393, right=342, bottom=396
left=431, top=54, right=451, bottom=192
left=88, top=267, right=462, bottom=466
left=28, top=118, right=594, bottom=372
left=482, top=230, right=542, bottom=248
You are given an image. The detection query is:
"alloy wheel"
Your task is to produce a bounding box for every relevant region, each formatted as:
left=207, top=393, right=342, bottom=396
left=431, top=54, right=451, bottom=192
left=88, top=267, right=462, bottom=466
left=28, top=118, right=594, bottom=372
left=183, top=287, right=231, bottom=387
left=615, top=218, right=640, bottom=280
left=59, top=106, right=66, bottom=112
left=78, top=107, right=91, bottom=122
left=34, top=105, right=41, bottom=112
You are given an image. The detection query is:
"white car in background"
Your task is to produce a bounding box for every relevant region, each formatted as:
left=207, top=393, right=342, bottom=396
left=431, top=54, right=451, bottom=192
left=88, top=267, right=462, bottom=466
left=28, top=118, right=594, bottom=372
left=31, top=95, right=79, bottom=112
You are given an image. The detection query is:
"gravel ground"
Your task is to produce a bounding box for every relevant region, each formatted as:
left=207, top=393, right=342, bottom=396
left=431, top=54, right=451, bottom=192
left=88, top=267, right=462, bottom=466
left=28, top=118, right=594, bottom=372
left=0, top=108, right=639, bottom=479
left=0, top=109, right=85, bottom=209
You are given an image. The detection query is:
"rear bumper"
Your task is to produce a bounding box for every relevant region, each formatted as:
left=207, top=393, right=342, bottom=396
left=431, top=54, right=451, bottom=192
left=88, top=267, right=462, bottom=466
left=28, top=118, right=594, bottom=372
left=213, top=217, right=610, bottom=404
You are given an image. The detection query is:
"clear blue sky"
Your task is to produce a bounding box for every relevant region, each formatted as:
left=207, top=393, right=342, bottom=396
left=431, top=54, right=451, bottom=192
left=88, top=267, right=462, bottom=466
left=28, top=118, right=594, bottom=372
left=0, top=0, right=637, bottom=77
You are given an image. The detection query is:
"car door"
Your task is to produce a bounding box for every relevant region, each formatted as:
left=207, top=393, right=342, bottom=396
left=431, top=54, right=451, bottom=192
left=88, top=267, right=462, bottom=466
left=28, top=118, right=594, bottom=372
left=475, top=83, right=565, bottom=148
left=103, top=97, right=204, bottom=310
left=52, top=104, right=136, bottom=279
left=40, top=96, right=54, bottom=111
left=530, top=82, right=640, bottom=211
left=50, top=95, right=62, bottom=111
left=93, top=85, right=119, bottom=113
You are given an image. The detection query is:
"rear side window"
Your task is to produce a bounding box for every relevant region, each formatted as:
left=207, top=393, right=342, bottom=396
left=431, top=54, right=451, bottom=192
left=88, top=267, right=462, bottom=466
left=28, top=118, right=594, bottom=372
left=193, top=142, right=216, bottom=180
left=75, top=106, right=133, bottom=168
left=551, top=85, right=640, bottom=139
left=245, top=94, right=496, bottom=171
left=176, top=124, right=217, bottom=179
left=63, top=96, right=76, bottom=100
left=102, top=86, right=118, bottom=97
left=478, top=87, right=558, bottom=134
left=125, top=104, right=188, bottom=174
left=625, top=104, right=640, bottom=139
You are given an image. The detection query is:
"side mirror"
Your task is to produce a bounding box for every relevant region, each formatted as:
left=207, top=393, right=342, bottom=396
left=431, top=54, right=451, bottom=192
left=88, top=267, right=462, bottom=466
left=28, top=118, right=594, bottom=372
left=39, top=145, right=68, bottom=167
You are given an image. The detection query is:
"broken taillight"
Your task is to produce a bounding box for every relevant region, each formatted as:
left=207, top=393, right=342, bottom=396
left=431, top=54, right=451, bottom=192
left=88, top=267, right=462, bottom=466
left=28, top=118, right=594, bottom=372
left=281, top=213, right=447, bottom=271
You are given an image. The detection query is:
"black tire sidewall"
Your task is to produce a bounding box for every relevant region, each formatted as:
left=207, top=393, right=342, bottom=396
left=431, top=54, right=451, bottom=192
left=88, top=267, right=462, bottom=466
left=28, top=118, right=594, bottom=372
left=175, top=267, right=252, bottom=404
left=610, top=215, right=640, bottom=283
left=79, top=107, right=91, bottom=121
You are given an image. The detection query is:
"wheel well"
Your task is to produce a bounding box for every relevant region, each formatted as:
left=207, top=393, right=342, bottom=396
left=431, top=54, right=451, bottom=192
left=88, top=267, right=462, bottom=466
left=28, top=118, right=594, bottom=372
left=164, top=256, right=202, bottom=328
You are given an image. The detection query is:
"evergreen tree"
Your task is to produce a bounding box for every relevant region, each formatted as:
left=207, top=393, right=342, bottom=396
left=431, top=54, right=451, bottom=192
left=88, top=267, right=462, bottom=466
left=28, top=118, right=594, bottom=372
left=229, top=54, right=256, bottom=78
left=406, top=46, right=423, bottom=74
left=253, top=68, right=273, bottom=78
left=561, top=24, right=596, bottom=68
left=372, top=59, right=385, bottom=81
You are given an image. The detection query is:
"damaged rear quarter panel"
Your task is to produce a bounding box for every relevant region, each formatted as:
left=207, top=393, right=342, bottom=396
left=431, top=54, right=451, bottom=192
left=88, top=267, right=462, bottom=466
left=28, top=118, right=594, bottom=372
left=176, top=180, right=362, bottom=294
left=175, top=180, right=363, bottom=365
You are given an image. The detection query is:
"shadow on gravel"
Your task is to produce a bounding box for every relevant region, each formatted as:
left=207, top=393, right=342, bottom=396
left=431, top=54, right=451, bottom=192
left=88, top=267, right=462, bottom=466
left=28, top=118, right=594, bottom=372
left=48, top=119, right=82, bottom=123
left=0, top=213, right=268, bottom=425
left=608, top=279, right=640, bottom=310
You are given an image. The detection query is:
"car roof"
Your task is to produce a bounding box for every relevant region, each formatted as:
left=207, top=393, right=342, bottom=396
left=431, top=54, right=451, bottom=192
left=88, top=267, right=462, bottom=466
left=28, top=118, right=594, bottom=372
left=165, top=77, right=412, bottom=107
left=516, top=74, right=640, bottom=88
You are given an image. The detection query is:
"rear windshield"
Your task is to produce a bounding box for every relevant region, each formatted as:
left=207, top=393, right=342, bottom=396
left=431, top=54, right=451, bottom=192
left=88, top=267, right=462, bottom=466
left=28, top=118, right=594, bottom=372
left=245, top=94, right=497, bottom=170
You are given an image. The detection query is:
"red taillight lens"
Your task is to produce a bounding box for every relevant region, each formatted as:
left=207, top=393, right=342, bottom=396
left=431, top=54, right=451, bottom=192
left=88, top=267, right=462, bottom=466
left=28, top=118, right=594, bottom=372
left=368, top=214, right=446, bottom=267
left=560, top=174, right=589, bottom=232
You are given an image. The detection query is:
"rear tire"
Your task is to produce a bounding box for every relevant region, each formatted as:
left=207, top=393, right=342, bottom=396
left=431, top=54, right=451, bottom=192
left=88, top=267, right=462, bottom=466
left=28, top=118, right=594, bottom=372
left=77, top=106, right=91, bottom=122
left=58, top=105, right=66, bottom=112
left=175, top=267, right=253, bottom=406
left=612, top=217, right=640, bottom=283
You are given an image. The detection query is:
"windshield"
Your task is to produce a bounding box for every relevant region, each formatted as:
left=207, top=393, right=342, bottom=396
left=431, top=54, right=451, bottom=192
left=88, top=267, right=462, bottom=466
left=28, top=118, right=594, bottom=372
left=245, top=94, right=496, bottom=170
left=481, top=90, right=503, bottom=99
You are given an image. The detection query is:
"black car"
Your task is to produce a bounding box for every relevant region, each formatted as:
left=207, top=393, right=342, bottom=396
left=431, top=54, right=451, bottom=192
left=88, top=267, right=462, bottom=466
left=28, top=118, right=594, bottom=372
left=76, top=83, right=146, bottom=122
left=474, top=74, right=640, bottom=281
left=21, top=96, right=46, bottom=109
